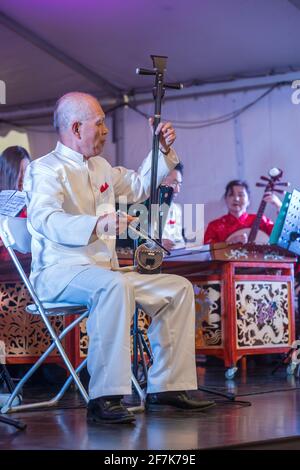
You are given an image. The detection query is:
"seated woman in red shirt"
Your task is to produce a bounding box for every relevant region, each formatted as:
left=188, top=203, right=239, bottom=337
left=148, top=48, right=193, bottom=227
left=204, top=179, right=281, bottom=244
left=0, top=146, right=30, bottom=260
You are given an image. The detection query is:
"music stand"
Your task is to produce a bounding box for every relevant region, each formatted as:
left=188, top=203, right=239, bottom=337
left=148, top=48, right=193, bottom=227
left=269, top=189, right=300, bottom=255
left=269, top=189, right=300, bottom=375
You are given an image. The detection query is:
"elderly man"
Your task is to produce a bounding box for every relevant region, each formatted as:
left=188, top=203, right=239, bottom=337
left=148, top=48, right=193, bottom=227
left=24, top=92, right=214, bottom=425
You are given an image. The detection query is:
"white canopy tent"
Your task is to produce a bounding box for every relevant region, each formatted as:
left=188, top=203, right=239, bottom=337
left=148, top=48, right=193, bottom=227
left=1, top=0, right=300, bottom=228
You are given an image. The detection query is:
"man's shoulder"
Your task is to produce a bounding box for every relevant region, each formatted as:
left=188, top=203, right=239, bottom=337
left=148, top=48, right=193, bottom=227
left=28, top=150, right=67, bottom=178
left=30, top=150, right=60, bottom=166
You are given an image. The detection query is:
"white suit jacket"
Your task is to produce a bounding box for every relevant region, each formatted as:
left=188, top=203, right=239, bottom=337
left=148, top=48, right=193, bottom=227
left=24, top=142, right=179, bottom=301
left=162, top=202, right=185, bottom=249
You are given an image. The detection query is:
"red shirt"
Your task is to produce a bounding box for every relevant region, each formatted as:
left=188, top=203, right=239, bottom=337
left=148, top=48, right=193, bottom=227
left=18, top=207, right=27, bottom=218
left=204, top=212, right=274, bottom=244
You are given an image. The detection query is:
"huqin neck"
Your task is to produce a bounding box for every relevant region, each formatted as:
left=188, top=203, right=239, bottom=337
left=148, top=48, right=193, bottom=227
left=248, top=199, right=267, bottom=243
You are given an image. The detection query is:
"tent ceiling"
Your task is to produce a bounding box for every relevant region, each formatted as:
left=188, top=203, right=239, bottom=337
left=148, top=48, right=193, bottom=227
left=1, top=0, right=300, bottom=114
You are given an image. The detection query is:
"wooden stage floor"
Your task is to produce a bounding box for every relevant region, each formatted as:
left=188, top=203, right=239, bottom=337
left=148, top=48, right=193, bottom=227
left=1, top=363, right=300, bottom=450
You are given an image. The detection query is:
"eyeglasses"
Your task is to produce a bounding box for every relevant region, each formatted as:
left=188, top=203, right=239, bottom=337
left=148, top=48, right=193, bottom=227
left=170, top=180, right=182, bottom=189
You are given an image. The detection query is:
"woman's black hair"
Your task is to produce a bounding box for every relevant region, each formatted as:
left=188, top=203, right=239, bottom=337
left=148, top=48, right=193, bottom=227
left=0, top=146, right=30, bottom=190
left=224, top=179, right=250, bottom=198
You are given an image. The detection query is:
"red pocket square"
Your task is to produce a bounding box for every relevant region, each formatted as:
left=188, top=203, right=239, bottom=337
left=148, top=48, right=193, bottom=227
left=100, top=182, right=109, bottom=193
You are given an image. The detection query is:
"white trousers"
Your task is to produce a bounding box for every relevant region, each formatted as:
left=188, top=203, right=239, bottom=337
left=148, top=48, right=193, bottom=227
left=56, top=267, right=197, bottom=399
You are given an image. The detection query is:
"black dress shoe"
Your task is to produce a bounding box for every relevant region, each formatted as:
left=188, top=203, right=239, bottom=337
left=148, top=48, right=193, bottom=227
left=87, top=396, right=136, bottom=424
left=145, top=391, right=215, bottom=411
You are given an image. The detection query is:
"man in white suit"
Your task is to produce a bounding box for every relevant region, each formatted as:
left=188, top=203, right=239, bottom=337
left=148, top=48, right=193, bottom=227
left=24, top=92, right=214, bottom=424
left=161, top=162, right=185, bottom=251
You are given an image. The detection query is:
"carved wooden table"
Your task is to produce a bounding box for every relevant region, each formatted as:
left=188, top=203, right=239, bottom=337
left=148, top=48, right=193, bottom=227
left=162, top=244, right=296, bottom=378
left=0, top=244, right=296, bottom=380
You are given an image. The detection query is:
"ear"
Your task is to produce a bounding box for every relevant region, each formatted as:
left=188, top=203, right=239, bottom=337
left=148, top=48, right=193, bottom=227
left=72, top=121, right=81, bottom=139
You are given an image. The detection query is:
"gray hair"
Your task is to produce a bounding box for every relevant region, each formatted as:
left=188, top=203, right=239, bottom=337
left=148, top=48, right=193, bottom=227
left=53, top=92, right=99, bottom=133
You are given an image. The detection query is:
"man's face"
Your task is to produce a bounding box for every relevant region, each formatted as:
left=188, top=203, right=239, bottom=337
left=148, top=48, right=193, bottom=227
left=78, top=100, right=108, bottom=158
left=161, top=169, right=182, bottom=199
left=225, top=185, right=249, bottom=217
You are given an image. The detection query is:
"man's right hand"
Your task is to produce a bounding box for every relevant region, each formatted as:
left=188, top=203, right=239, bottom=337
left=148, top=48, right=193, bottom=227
left=96, top=212, right=138, bottom=237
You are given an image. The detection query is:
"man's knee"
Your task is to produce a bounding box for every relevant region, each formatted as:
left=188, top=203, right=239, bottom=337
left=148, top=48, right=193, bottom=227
left=88, top=271, right=134, bottom=304
left=173, top=275, right=194, bottom=297
left=108, top=272, right=135, bottom=297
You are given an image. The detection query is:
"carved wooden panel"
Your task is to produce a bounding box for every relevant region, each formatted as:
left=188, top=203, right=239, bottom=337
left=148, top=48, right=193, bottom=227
left=236, top=281, right=290, bottom=348
left=194, top=282, right=222, bottom=349
left=0, top=281, right=64, bottom=358
left=79, top=317, right=88, bottom=358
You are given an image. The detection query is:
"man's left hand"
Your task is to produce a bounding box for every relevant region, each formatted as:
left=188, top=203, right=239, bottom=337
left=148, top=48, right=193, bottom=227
left=149, top=118, right=176, bottom=153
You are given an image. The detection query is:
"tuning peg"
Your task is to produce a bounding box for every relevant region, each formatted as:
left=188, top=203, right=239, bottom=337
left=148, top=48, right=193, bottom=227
left=256, top=183, right=267, bottom=187
left=274, top=182, right=290, bottom=187
left=273, top=189, right=284, bottom=194
left=260, top=176, right=271, bottom=182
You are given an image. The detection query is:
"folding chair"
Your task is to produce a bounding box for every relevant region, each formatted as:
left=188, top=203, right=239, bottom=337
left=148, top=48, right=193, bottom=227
left=0, top=215, right=144, bottom=414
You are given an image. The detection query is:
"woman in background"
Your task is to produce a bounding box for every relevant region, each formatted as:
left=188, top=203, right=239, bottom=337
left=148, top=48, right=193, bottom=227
left=0, top=145, right=30, bottom=192
left=0, top=146, right=66, bottom=384
left=204, top=179, right=281, bottom=244
left=0, top=146, right=31, bottom=257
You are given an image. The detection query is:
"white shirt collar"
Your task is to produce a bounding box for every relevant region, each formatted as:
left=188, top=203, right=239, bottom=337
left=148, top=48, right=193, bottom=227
left=55, top=141, right=86, bottom=165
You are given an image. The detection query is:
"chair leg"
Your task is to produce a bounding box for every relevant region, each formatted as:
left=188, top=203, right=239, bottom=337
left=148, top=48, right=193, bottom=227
left=1, top=358, right=88, bottom=414
left=1, top=313, right=89, bottom=414
left=38, top=311, right=89, bottom=404
left=132, top=308, right=153, bottom=381
left=7, top=251, right=89, bottom=407
left=137, top=327, right=153, bottom=383
left=3, top=360, right=144, bottom=414
left=132, top=307, right=139, bottom=378
left=130, top=309, right=152, bottom=413
left=130, top=373, right=145, bottom=412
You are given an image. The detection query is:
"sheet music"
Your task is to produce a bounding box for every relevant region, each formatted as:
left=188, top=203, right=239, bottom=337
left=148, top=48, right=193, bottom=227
left=0, top=190, right=26, bottom=216
left=0, top=190, right=14, bottom=207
